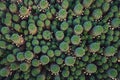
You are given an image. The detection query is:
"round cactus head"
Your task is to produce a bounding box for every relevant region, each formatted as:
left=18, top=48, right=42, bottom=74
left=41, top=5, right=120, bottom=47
left=91, top=25, right=103, bottom=37
left=37, top=74, right=46, bottom=80
left=40, top=55, right=50, bottom=65
left=65, top=56, right=75, bottom=66
left=92, top=9, right=102, bottom=20
left=32, top=59, right=40, bottom=67
left=7, top=54, right=16, bottom=62
left=111, top=18, right=120, bottom=28
left=0, top=2, right=6, bottom=11
left=74, top=25, right=83, bottom=35
left=71, top=35, right=81, bottom=45
left=33, top=46, right=41, bottom=54
left=104, top=46, right=116, bottom=57
left=83, top=0, right=93, bottom=8
left=1, top=27, right=10, bottom=35
left=59, top=41, right=69, bottom=52
left=61, top=0, right=69, bottom=9
left=42, top=30, right=52, bottom=40
left=89, top=42, right=100, bottom=53
left=60, top=21, right=69, bottom=31
left=38, top=0, right=49, bottom=11
left=86, top=64, right=97, bottom=74
left=55, top=31, right=64, bottom=41
left=28, top=23, right=37, bottom=35
left=17, top=52, right=25, bottom=61
left=0, top=68, right=10, bottom=77
left=75, top=47, right=85, bottom=57
left=19, top=6, right=30, bottom=19
left=83, top=21, right=92, bottom=32
left=9, top=3, right=17, bottom=13
left=0, top=41, right=6, bottom=49
left=24, top=51, right=34, bottom=60
left=62, top=70, right=70, bottom=77
left=20, top=63, right=30, bottom=72
left=57, top=9, right=67, bottom=21
left=107, top=68, right=118, bottom=78
left=73, top=3, right=83, bottom=16
left=11, top=34, right=24, bottom=46
left=50, top=64, right=60, bottom=74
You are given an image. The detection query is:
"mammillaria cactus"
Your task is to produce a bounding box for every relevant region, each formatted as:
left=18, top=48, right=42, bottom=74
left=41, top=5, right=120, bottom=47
left=91, top=25, right=104, bottom=37
left=57, top=9, right=67, bottom=21
left=75, top=47, right=85, bottom=57
left=28, top=23, right=37, bottom=35
left=104, top=46, right=116, bottom=57
left=55, top=30, right=64, bottom=41
left=86, top=63, right=97, bottom=74
left=11, top=33, right=24, bottom=46
left=107, top=68, right=118, bottom=78
left=89, top=42, right=100, bottom=53
left=92, top=9, right=103, bottom=20
left=73, top=3, right=83, bottom=16
left=37, top=0, right=49, bottom=12
left=59, top=41, right=69, bottom=52
left=83, top=0, right=93, bottom=8
left=0, top=68, right=10, bottom=77
left=19, top=6, right=31, bottom=19
left=65, top=56, right=75, bottom=66
left=0, top=0, right=120, bottom=80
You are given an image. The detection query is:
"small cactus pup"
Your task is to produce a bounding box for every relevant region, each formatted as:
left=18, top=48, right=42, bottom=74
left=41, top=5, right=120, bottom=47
left=11, top=33, right=24, bottom=46
left=89, top=42, right=100, bottom=53
left=37, top=0, right=50, bottom=12
left=71, top=35, right=81, bottom=45
left=111, top=18, right=120, bottom=28
left=40, top=55, right=50, bottom=65
left=1, top=26, right=10, bottom=35
left=0, top=41, right=6, bottom=49
left=42, top=30, right=52, bottom=40
left=74, top=24, right=83, bottom=35
left=56, top=9, right=67, bottom=21
left=62, top=70, right=70, bottom=78
left=9, top=3, right=17, bottom=13
left=82, top=0, right=93, bottom=8
left=20, top=62, right=30, bottom=72
left=0, top=2, right=6, bottom=11
left=24, top=51, right=34, bottom=61
left=65, top=56, right=76, bottom=66
left=92, top=9, right=103, bottom=20
left=83, top=21, right=92, bottom=32
left=16, top=52, right=25, bottom=61
left=91, top=25, right=103, bottom=37
left=86, top=64, right=97, bottom=74
left=60, top=21, right=69, bottom=31
left=73, top=3, right=83, bottom=16
left=107, top=68, right=118, bottom=79
left=28, top=23, right=37, bottom=35
left=50, top=64, right=60, bottom=75
left=36, top=74, right=46, bottom=80
left=75, top=47, right=85, bottom=57
left=104, top=46, right=116, bottom=57
left=19, top=6, right=31, bottom=19
left=55, top=30, right=64, bottom=41
left=0, top=68, right=10, bottom=77
left=7, top=54, right=16, bottom=62
left=59, top=41, right=69, bottom=52
left=61, top=0, right=69, bottom=9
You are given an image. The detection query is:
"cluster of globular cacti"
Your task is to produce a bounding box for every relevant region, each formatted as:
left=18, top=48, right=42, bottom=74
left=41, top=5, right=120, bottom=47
left=0, top=0, right=120, bottom=80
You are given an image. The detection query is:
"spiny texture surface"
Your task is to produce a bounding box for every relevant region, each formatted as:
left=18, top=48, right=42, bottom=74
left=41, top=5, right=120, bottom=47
left=0, top=0, right=120, bottom=80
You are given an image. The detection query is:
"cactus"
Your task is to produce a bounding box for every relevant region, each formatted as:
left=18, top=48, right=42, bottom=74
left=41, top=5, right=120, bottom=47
left=0, top=0, right=120, bottom=80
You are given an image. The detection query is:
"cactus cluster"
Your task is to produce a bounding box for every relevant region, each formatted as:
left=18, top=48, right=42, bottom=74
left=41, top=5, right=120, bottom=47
left=0, top=0, right=120, bottom=80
